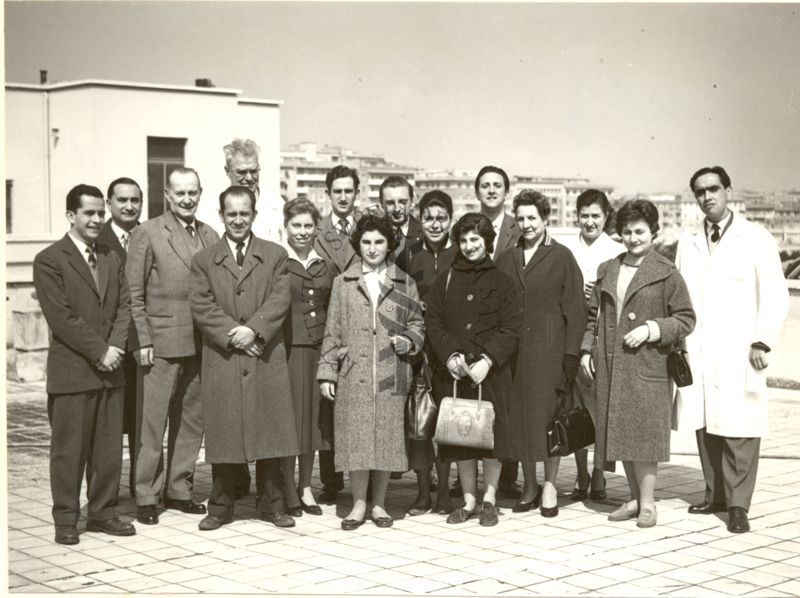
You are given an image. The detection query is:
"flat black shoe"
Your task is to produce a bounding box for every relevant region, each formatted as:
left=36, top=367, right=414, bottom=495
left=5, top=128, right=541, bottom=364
left=479, top=502, right=499, bottom=527
left=727, top=507, right=750, bottom=533
left=136, top=505, right=159, bottom=525
left=689, top=500, right=726, bottom=515
left=540, top=505, right=559, bottom=518
left=54, top=525, right=79, bottom=545
left=288, top=506, right=303, bottom=518
left=513, top=485, right=543, bottom=512
left=341, top=517, right=366, bottom=531
left=86, top=517, right=136, bottom=536
left=406, top=497, right=432, bottom=517
left=165, top=498, right=207, bottom=515
left=373, top=515, right=394, bottom=528
left=590, top=479, right=608, bottom=501
left=447, top=506, right=478, bottom=524
left=298, top=494, right=323, bottom=516
left=198, top=514, right=232, bottom=531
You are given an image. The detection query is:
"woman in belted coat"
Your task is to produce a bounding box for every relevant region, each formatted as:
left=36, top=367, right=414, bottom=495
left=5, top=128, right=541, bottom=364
left=280, top=199, right=336, bottom=517
left=497, top=190, right=587, bottom=519
left=580, top=200, right=695, bottom=528
left=426, top=212, right=522, bottom=527
left=317, top=215, right=425, bottom=530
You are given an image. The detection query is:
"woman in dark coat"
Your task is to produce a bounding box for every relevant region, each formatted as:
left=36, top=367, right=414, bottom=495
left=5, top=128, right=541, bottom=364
left=405, top=191, right=458, bottom=516
left=317, top=215, right=425, bottom=530
left=497, top=190, right=587, bottom=518
left=280, top=199, right=336, bottom=517
left=580, top=200, right=695, bottom=528
left=426, top=212, right=521, bottom=527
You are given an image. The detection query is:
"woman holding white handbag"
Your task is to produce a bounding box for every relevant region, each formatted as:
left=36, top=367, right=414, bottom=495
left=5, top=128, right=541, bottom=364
left=426, top=213, right=522, bottom=527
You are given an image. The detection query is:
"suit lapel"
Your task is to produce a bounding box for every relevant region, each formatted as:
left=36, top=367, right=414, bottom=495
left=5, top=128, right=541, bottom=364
left=623, top=251, right=671, bottom=307
left=511, top=247, right=526, bottom=287
left=62, top=237, right=100, bottom=297
left=523, top=243, right=554, bottom=276
left=96, top=250, right=110, bottom=302
left=164, top=212, right=194, bottom=270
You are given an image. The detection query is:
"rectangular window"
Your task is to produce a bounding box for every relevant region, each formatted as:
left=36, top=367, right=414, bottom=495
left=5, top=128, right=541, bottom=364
left=147, top=137, right=186, bottom=218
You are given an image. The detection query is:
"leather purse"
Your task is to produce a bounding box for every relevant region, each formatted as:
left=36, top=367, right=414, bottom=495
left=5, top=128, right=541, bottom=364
left=405, top=360, right=438, bottom=441
left=667, top=347, right=693, bottom=387
left=434, top=381, right=494, bottom=450
left=547, top=383, right=595, bottom=457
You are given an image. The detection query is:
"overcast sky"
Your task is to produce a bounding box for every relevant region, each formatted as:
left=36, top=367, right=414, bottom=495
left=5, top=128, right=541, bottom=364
left=6, top=2, right=800, bottom=194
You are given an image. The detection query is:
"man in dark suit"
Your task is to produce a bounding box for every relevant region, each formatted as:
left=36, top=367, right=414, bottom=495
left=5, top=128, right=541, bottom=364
left=475, top=164, right=522, bottom=499
left=33, top=184, right=137, bottom=545
left=311, top=164, right=365, bottom=502
left=98, top=177, right=143, bottom=499
left=126, top=167, right=219, bottom=525
left=191, top=186, right=298, bottom=530
left=380, top=175, right=423, bottom=274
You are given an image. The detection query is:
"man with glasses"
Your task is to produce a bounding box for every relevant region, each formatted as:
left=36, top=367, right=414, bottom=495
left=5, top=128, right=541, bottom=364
left=379, top=175, right=423, bottom=274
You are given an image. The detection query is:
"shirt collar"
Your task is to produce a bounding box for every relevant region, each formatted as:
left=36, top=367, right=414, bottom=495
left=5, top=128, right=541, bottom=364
left=285, top=243, right=323, bottom=266
left=331, top=213, right=355, bottom=230
left=110, top=220, right=135, bottom=243
left=491, top=212, right=505, bottom=233
left=226, top=233, right=251, bottom=257
left=705, top=210, right=733, bottom=238
left=67, top=232, right=94, bottom=260
left=361, top=261, right=387, bottom=276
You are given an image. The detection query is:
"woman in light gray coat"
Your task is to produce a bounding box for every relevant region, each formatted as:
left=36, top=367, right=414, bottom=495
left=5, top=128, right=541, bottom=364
left=318, top=215, right=425, bottom=530
left=580, top=200, right=695, bottom=528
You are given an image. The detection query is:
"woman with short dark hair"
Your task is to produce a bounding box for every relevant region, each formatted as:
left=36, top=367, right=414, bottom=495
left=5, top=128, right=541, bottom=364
left=580, top=199, right=695, bottom=528
left=426, top=212, right=521, bottom=527
left=497, top=190, right=587, bottom=518
left=317, top=215, right=425, bottom=530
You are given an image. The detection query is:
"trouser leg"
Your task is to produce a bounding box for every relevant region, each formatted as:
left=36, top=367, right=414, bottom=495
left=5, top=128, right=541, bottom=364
left=124, top=355, right=140, bottom=497
left=48, top=391, right=95, bottom=526
left=208, top=463, right=237, bottom=519
left=87, top=388, right=124, bottom=521
left=255, top=458, right=287, bottom=514
left=165, top=357, right=203, bottom=501
left=695, top=427, right=725, bottom=504
left=319, top=450, right=343, bottom=489
left=721, top=435, right=761, bottom=511
left=500, top=460, right=519, bottom=484
left=135, top=357, right=177, bottom=505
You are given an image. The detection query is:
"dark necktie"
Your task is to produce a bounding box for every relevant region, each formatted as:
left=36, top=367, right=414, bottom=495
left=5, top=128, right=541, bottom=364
left=186, top=224, right=196, bottom=239
left=337, top=219, right=349, bottom=237
left=85, top=246, right=99, bottom=287
left=710, top=223, right=721, bottom=243
left=236, top=241, right=245, bottom=267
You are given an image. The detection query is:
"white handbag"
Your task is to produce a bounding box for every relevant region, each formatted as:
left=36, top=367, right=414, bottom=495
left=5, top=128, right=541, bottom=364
left=433, top=381, right=494, bottom=450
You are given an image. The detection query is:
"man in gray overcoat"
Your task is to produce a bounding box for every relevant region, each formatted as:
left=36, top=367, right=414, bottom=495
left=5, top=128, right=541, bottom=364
left=190, top=186, right=299, bottom=531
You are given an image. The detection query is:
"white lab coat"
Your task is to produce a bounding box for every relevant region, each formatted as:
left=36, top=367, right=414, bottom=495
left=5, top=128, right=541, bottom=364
left=675, top=213, right=788, bottom=437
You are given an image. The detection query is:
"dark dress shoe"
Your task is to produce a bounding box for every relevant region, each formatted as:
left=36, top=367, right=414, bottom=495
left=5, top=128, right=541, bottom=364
left=54, top=525, right=79, bottom=545
left=569, top=486, right=588, bottom=501
left=318, top=486, right=339, bottom=504
left=262, top=511, right=296, bottom=528
left=137, top=505, right=159, bottom=525
left=499, top=481, right=522, bottom=499
left=513, top=485, right=543, bottom=512
left=298, top=498, right=322, bottom=516
left=689, top=501, right=726, bottom=515
left=446, top=506, right=478, bottom=524
left=288, top=506, right=303, bottom=518
left=165, top=498, right=207, bottom=515
left=373, top=515, right=394, bottom=528
left=406, top=498, right=432, bottom=517
left=198, top=514, right=232, bottom=531
left=433, top=499, right=454, bottom=515
left=86, top=517, right=136, bottom=536
left=341, top=517, right=366, bottom=531
left=727, top=507, right=750, bottom=533
left=589, top=479, right=608, bottom=501
left=479, top=502, right=499, bottom=527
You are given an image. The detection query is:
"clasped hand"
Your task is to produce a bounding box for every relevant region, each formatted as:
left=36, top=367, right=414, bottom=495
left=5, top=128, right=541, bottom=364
left=228, top=325, right=262, bottom=357
left=447, top=353, right=490, bottom=385
left=95, top=346, right=124, bottom=372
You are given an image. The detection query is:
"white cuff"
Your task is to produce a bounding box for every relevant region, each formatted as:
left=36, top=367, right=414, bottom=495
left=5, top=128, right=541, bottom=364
left=645, top=320, right=661, bottom=342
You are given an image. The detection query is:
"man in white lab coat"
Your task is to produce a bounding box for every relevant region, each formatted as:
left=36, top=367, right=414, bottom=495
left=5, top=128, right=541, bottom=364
left=675, top=166, right=788, bottom=534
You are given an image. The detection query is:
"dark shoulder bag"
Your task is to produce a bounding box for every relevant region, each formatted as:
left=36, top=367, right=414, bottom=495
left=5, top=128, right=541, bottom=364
left=547, top=382, right=595, bottom=457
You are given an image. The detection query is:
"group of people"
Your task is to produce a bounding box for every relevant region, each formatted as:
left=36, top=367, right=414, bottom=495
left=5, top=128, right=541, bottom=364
left=33, top=142, right=789, bottom=546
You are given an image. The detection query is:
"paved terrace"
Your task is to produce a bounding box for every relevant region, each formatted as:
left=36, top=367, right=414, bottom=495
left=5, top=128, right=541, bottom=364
left=5, top=379, right=800, bottom=597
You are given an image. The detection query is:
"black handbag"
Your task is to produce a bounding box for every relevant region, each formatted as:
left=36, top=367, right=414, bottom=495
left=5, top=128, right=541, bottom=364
left=547, top=383, right=595, bottom=457
left=405, top=360, right=438, bottom=441
left=667, top=347, right=693, bottom=387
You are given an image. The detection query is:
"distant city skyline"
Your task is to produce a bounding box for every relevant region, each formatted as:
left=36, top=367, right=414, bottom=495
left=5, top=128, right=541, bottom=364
left=6, top=2, right=800, bottom=195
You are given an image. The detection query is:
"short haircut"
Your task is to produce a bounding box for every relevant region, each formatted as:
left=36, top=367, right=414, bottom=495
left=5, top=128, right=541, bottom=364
left=66, top=184, right=103, bottom=212
left=379, top=175, right=414, bottom=203
left=223, top=138, right=260, bottom=167
left=452, top=212, right=496, bottom=255
left=283, top=197, right=321, bottom=227
left=167, top=166, right=201, bottom=188
left=513, top=189, right=551, bottom=221
left=350, top=214, right=398, bottom=256
left=689, top=166, right=731, bottom=192
left=107, top=177, right=142, bottom=200
left=474, top=165, right=510, bottom=194
left=615, top=199, right=660, bottom=237
left=325, top=165, right=360, bottom=193
left=576, top=188, right=611, bottom=216
left=418, top=190, right=453, bottom=218
left=218, top=185, right=256, bottom=212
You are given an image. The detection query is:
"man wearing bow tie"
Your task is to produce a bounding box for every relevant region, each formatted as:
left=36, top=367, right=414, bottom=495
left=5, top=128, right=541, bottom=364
left=33, top=184, right=136, bottom=545
left=98, top=177, right=143, bottom=498
left=126, top=168, right=219, bottom=525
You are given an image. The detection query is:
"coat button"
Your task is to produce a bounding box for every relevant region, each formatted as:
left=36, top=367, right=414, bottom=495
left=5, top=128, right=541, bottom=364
left=466, top=294, right=474, bottom=301
left=387, top=356, right=395, bottom=364
left=308, top=289, right=314, bottom=295
left=236, top=288, right=243, bottom=296
left=239, top=317, right=246, bottom=324
left=465, top=323, right=472, bottom=331
left=386, top=305, right=393, bottom=312
left=242, top=369, right=249, bottom=376
left=628, top=312, right=636, bottom=321
left=310, top=311, right=316, bottom=318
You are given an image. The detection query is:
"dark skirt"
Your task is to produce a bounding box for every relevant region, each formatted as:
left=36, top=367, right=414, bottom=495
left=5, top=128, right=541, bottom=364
left=433, top=373, right=513, bottom=462
left=288, top=344, right=330, bottom=454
